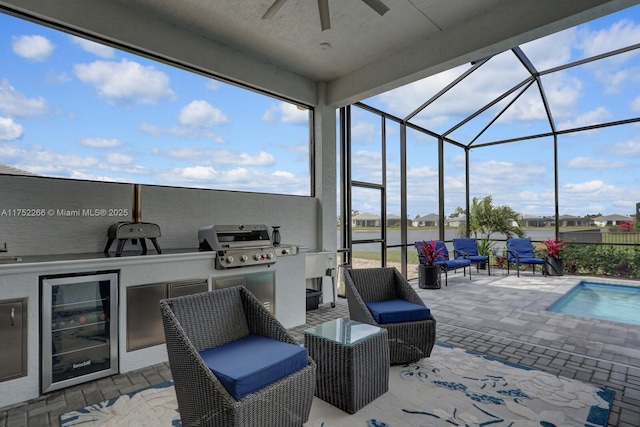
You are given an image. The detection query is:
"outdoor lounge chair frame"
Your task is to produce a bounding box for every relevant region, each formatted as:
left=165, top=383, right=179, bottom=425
left=344, top=267, right=436, bottom=364
left=506, top=238, right=545, bottom=277
left=160, top=286, right=316, bottom=427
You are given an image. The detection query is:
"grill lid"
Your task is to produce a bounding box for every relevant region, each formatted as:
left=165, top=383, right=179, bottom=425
left=198, top=224, right=276, bottom=269
left=198, top=224, right=272, bottom=251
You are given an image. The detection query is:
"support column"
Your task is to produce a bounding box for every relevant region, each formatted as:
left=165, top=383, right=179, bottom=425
left=314, top=82, right=338, bottom=253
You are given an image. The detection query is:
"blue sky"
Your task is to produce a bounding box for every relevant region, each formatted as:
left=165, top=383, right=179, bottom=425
left=356, top=4, right=640, bottom=219
left=2, top=6, right=640, bottom=219
left=0, top=13, right=310, bottom=195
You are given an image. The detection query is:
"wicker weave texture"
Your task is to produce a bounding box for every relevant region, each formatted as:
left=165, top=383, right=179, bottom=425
left=305, top=326, right=389, bottom=414
left=160, top=285, right=316, bottom=427
left=344, top=267, right=436, bottom=364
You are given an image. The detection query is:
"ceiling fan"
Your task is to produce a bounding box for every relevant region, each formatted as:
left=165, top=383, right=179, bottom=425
left=262, top=0, right=390, bottom=31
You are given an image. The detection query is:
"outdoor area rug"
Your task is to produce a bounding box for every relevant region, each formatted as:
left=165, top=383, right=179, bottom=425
left=60, top=343, right=614, bottom=427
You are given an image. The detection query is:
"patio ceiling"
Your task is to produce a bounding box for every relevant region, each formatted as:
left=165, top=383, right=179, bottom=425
left=0, top=0, right=637, bottom=107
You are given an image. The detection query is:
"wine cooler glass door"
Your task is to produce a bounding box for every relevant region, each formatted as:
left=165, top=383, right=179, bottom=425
left=41, top=272, right=118, bottom=393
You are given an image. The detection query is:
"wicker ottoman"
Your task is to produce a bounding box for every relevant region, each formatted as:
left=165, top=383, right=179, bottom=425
left=304, top=318, right=389, bottom=414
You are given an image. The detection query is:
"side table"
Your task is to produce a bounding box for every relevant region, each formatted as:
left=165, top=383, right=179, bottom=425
left=304, top=318, right=389, bottom=414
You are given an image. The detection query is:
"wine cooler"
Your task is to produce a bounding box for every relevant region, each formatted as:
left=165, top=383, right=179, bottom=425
left=41, top=272, right=119, bottom=393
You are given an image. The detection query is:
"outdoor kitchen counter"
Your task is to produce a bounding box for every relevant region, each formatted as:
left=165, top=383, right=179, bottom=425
left=0, top=246, right=307, bottom=409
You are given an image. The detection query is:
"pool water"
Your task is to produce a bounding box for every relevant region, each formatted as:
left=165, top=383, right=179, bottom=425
left=548, top=281, right=640, bottom=326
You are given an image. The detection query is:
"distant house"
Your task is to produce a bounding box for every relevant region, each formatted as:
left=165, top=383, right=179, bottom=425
left=386, top=214, right=411, bottom=227
left=412, top=213, right=440, bottom=227
left=519, top=214, right=546, bottom=227
left=352, top=212, right=381, bottom=227
left=0, top=164, right=37, bottom=176
left=592, top=214, right=634, bottom=227
left=445, top=215, right=466, bottom=228
left=557, top=214, right=592, bottom=227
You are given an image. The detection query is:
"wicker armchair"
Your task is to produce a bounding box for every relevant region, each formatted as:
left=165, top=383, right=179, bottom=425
left=344, top=267, right=436, bottom=364
left=160, top=286, right=316, bottom=427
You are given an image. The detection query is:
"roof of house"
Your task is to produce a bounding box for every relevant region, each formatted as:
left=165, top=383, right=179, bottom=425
left=0, top=164, right=37, bottom=176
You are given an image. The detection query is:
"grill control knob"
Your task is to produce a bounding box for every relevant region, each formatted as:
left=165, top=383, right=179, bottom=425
left=225, top=255, right=234, bottom=264
left=253, top=254, right=261, bottom=261
left=240, top=255, right=248, bottom=262
left=266, top=253, right=274, bottom=260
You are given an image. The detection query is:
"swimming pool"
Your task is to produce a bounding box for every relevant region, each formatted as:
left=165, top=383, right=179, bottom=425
left=548, top=281, right=640, bottom=326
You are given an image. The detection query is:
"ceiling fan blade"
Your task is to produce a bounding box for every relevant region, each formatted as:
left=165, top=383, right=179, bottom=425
left=361, top=0, right=389, bottom=16
left=262, top=0, right=288, bottom=20
left=318, top=0, right=330, bottom=31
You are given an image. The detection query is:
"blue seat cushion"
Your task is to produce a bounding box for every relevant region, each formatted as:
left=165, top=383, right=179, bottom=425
left=466, top=255, right=488, bottom=263
left=199, top=334, right=308, bottom=400
left=365, top=299, right=431, bottom=324
left=434, top=259, right=470, bottom=269
left=513, top=257, right=544, bottom=264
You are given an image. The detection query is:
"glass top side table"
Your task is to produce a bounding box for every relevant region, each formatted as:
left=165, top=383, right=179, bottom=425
left=304, top=318, right=389, bottom=414
left=304, top=318, right=384, bottom=347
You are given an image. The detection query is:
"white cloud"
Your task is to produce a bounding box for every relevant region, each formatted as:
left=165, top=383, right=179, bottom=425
left=262, top=102, right=308, bottom=125
left=576, top=19, right=640, bottom=94
left=74, top=59, right=175, bottom=106
left=0, top=117, right=24, bottom=140
left=106, top=153, right=132, bottom=165
left=12, top=35, right=54, bottom=61
left=139, top=122, right=225, bottom=142
left=351, top=120, right=377, bottom=144
left=562, top=179, right=616, bottom=194
left=0, top=143, right=100, bottom=177
left=206, top=80, right=220, bottom=91
left=520, top=28, right=576, bottom=71
left=45, top=71, right=72, bottom=84
left=70, top=36, right=115, bottom=58
left=79, top=138, right=121, bottom=148
left=609, top=139, right=640, bottom=156
left=179, top=100, right=229, bottom=128
left=139, top=100, right=229, bottom=140
left=179, top=165, right=218, bottom=180
left=0, top=79, right=48, bottom=118
left=157, top=166, right=307, bottom=194
left=558, top=107, right=612, bottom=130
left=167, top=147, right=276, bottom=166
left=376, top=64, right=468, bottom=119
left=281, top=103, right=308, bottom=124
left=567, top=156, right=628, bottom=169
left=578, top=19, right=640, bottom=59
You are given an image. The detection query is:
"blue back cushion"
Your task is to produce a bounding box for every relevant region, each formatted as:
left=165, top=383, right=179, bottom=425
left=365, top=299, right=431, bottom=324
left=199, top=334, right=308, bottom=400
left=452, top=238, right=479, bottom=257
left=435, top=240, right=450, bottom=260
left=507, top=239, right=535, bottom=259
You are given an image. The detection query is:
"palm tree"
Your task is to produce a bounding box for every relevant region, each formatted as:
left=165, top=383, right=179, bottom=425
left=456, top=195, right=525, bottom=240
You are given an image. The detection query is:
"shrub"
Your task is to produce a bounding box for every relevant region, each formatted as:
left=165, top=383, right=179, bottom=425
left=562, top=243, right=640, bottom=279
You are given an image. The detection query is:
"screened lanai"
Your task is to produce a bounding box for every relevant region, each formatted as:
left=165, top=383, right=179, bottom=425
left=340, top=5, right=640, bottom=277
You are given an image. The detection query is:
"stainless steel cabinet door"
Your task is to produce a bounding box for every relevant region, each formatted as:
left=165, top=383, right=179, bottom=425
left=0, top=298, right=27, bottom=382
left=126, top=283, right=167, bottom=351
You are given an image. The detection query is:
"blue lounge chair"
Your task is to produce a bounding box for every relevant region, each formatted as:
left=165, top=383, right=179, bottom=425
left=453, top=238, right=491, bottom=275
left=416, top=240, right=471, bottom=286
left=506, top=238, right=544, bottom=277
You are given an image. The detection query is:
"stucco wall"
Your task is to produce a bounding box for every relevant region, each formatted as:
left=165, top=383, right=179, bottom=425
left=0, top=175, right=319, bottom=256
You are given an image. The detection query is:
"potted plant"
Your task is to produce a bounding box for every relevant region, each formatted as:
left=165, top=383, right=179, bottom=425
left=476, top=238, right=494, bottom=270
left=541, top=238, right=566, bottom=276
left=415, top=240, right=443, bottom=289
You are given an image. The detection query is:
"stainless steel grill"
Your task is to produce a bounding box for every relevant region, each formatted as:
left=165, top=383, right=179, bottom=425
left=198, top=224, right=276, bottom=270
